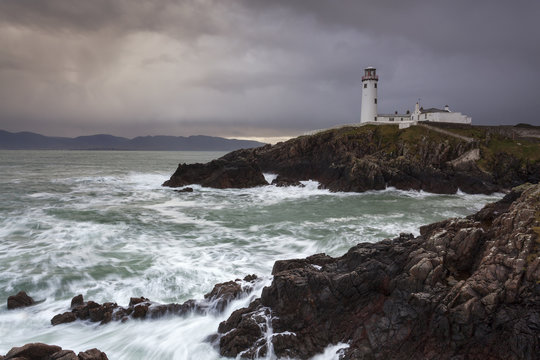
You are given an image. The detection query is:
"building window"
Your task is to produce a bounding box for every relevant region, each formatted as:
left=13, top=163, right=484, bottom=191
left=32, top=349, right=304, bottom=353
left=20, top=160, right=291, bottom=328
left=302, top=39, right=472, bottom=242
left=401, top=118, right=403, bottom=121
left=364, top=84, right=367, bottom=88
left=374, top=116, right=377, bottom=121
left=424, top=114, right=427, bottom=119
left=374, top=98, right=377, bottom=104
left=390, top=117, right=394, bottom=121
left=374, top=83, right=377, bottom=88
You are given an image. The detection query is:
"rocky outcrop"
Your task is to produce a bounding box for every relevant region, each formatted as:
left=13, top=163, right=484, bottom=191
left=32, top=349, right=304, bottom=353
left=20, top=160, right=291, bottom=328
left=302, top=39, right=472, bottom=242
left=216, top=184, right=540, bottom=359
left=51, top=275, right=258, bottom=326
left=162, top=158, right=268, bottom=188
left=174, top=187, right=194, bottom=193
left=0, top=343, right=107, bottom=360
left=7, top=291, right=35, bottom=309
left=271, top=175, right=305, bottom=188
left=163, top=124, right=540, bottom=194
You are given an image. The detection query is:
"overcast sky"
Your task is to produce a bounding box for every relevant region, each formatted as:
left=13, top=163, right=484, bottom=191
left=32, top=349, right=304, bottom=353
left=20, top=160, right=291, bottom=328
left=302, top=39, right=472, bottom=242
left=1, top=0, right=539, bottom=141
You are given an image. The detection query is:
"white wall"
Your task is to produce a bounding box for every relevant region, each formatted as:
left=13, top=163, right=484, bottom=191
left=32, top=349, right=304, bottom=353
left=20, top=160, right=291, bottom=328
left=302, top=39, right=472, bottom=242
left=418, top=112, right=471, bottom=124
left=376, top=115, right=411, bottom=122
left=360, top=80, right=378, bottom=123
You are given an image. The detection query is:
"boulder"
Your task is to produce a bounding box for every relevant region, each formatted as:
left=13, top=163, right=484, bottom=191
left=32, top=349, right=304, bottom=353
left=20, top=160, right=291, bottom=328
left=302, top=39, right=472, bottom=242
left=4, top=343, right=61, bottom=359
left=51, top=312, right=77, bottom=326
left=77, top=349, right=108, bottom=360
left=7, top=291, right=35, bottom=310
left=1, top=344, right=108, bottom=360
left=70, top=294, right=84, bottom=309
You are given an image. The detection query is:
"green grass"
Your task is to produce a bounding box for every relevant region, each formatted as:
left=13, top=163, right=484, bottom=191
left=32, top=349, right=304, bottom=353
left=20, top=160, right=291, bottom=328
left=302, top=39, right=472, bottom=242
left=438, top=126, right=487, bottom=139
left=484, top=138, right=540, bottom=162
left=307, top=123, right=539, bottom=167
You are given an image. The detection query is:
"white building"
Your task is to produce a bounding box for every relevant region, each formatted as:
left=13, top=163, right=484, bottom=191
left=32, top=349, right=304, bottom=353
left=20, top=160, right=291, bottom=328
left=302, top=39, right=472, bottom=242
left=360, top=67, right=471, bottom=126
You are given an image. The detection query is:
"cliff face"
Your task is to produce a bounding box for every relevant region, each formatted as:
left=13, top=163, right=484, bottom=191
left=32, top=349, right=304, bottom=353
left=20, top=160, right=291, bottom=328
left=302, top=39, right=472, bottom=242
left=216, top=183, right=540, bottom=359
left=163, top=124, right=540, bottom=194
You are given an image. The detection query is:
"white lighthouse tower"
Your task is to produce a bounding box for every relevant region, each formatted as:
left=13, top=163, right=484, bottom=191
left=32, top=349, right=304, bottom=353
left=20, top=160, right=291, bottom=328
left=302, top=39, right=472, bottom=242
left=360, top=67, right=378, bottom=123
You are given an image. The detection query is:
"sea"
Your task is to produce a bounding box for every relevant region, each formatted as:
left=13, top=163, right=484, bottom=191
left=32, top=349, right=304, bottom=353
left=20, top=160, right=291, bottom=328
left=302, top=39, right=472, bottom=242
left=0, top=150, right=503, bottom=359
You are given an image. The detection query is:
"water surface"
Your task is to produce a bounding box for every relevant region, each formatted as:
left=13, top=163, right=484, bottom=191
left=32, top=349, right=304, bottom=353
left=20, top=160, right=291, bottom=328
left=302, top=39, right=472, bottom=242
left=0, top=150, right=503, bottom=359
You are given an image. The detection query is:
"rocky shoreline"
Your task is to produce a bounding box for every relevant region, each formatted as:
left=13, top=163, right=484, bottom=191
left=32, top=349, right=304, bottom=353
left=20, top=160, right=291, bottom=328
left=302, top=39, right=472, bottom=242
left=50, top=275, right=259, bottom=326
left=163, top=124, right=540, bottom=194
left=214, top=183, right=540, bottom=359
left=6, top=184, right=539, bottom=359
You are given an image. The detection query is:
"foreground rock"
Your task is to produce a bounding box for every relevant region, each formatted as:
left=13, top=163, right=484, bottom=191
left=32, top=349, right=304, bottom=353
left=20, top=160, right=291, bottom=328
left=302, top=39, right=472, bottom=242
left=0, top=343, right=107, bottom=360
left=7, top=291, right=35, bottom=309
left=216, top=184, right=540, bottom=359
left=163, top=124, right=540, bottom=194
left=51, top=275, right=258, bottom=326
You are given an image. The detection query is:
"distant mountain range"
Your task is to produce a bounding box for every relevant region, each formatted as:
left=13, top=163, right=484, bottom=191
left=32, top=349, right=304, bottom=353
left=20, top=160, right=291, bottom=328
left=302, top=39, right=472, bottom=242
left=0, top=130, right=266, bottom=151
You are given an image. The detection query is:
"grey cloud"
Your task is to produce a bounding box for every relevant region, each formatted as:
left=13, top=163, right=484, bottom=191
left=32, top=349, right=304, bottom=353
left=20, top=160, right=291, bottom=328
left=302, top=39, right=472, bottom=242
left=0, top=0, right=539, bottom=139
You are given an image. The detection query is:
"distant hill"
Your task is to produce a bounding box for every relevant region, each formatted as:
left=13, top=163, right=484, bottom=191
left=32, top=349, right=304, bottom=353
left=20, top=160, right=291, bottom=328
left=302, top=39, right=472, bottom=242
left=0, top=130, right=266, bottom=151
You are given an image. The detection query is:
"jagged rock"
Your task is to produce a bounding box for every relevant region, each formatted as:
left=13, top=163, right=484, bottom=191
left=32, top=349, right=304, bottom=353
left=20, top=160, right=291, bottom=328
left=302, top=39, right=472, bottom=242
left=216, top=184, right=540, bottom=359
left=77, top=349, right=108, bottom=360
left=70, top=294, right=84, bottom=308
left=162, top=158, right=268, bottom=189
left=174, top=187, right=194, bottom=193
left=3, top=343, right=61, bottom=359
left=7, top=291, right=35, bottom=310
left=51, top=312, right=77, bottom=326
left=204, top=275, right=258, bottom=312
left=165, top=125, right=539, bottom=193
left=51, top=276, right=260, bottom=326
left=0, top=344, right=108, bottom=360
left=48, top=350, right=78, bottom=360
left=271, top=176, right=305, bottom=187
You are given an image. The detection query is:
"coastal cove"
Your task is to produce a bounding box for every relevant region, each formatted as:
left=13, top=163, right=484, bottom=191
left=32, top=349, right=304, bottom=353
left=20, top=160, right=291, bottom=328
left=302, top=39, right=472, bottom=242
left=0, top=150, right=505, bottom=359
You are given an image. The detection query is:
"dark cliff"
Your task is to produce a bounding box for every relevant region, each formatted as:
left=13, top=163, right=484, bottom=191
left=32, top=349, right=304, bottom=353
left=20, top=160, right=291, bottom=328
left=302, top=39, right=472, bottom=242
left=163, top=123, right=540, bottom=194
left=216, top=183, right=540, bottom=359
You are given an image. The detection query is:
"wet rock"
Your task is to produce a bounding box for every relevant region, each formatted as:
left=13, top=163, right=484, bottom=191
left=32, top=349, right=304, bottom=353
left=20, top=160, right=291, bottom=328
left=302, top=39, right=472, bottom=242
left=271, top=175, right=305, bottom=187
left=128, top=297, right=149, bottom=307
left=204, top=275, right=260, bottom=312
left=132, top=303, right=149, bottom=319
left=51, top=276, right=260, bottom=326
left=3, top=343, right=61, bottom=359
left=48, top=350, right=78, bottom=360
left=162, top=158, right=268, bottom=189
left=51, top=312, right=77, bottom=326
left=7, top=291, right=35, bottom=310
left=174, top=187, right=194, bottom=193
left=217, top=183, right=540, bottom=359
left=70, top=294, right=84, bottom=309
left=1, top=344, right=109, bottom=360
left=77, top=349, right=108, bottom=360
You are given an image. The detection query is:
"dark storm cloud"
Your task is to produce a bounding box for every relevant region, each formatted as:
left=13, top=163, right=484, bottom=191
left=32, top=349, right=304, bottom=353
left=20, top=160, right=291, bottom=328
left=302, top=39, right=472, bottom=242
left=242, top=0, right=540, bottom=60
left=0, top=0, right=539, bottom=139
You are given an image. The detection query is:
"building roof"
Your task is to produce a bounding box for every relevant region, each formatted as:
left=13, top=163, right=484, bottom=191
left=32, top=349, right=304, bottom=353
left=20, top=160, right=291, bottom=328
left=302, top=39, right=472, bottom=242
left=378, top=114, right=411, bottom=117
left=420, top=107, right=450, bottom=114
